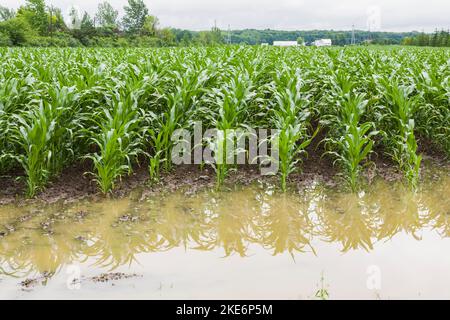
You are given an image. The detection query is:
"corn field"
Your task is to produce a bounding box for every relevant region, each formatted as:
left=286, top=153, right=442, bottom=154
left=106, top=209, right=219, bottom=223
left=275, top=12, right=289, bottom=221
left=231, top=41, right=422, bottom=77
left=0, top=46, right=449, bottom=197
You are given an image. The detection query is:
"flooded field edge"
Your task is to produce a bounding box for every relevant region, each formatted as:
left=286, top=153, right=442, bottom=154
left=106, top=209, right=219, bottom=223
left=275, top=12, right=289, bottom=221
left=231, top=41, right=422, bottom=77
left=1, top=139, right=448, bottom=205
left=1, top=143, right=450, bottom=299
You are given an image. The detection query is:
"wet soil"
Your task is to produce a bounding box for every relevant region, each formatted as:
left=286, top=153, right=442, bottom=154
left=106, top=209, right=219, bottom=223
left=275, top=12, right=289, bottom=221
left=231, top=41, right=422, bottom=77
left=0, top=140, right=448, bottom=205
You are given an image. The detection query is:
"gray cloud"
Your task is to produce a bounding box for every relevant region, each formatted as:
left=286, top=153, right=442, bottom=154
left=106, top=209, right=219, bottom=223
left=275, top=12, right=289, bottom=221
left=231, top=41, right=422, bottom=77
left=2, top=0, right=449, bottom=32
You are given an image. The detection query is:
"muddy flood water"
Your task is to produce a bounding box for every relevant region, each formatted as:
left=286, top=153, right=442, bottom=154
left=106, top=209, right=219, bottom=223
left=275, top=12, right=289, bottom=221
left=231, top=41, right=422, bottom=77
left=1, top=169, right=450, bottom=300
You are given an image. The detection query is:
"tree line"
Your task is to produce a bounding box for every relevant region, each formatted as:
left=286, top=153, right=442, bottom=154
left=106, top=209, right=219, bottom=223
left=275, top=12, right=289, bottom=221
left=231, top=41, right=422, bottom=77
left=402, top=30, right=450, bottom=47
left=0, top=0, right=200, bottom=47
left=216, top=29, right=421, bottom=46
left=0, top=0, right=448, bottom=48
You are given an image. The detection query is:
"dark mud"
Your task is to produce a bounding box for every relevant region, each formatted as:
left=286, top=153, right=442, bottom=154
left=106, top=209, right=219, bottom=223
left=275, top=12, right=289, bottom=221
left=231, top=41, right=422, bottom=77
left=1, top=141, right=448, bottom=205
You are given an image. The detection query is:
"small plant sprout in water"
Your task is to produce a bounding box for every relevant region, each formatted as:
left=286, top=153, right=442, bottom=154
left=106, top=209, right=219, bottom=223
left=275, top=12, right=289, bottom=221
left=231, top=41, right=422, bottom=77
left=315, top=272, right=330, bottom=300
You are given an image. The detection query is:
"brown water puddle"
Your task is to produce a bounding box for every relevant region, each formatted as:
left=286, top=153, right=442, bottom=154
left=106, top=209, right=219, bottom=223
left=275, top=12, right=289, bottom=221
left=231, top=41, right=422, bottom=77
left=1, top=172, right=450, bottom=299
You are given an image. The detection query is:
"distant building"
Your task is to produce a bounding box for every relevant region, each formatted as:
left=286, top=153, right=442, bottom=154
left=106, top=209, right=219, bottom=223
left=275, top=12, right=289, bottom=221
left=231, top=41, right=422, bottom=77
left=312, top=39, right=332, bottom=47
left=273, top=41, right=299, bottom=47
left=261, top=43, right=269, bottom=46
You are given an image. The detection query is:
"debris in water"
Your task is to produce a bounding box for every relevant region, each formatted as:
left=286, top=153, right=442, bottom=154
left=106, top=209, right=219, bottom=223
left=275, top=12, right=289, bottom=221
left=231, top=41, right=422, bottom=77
left=75, top=211, right=89, bottom=220
left=4, top=225, right=15, bottom=233
left=118, top=215, right=139, bottom=223
left=40, top=221, right=53, bottom=229
left=18, top=215, right=32, bottom=223
left=20, top=272, right=53, bottom=290
left=90, top=273, right=141, bottom=283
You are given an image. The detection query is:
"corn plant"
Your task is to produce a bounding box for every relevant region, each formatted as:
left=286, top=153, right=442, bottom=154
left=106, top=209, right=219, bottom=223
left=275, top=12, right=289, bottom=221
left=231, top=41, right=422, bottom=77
left=0, top=46, right=448, bottom=197
left=377, top=77, right=422, bottom=188
left=411, top=59, right=450, bottom=156
left=325, top=94, right=378, bottom=191
left=4, top=84, right=78, bottom=197
left=86, top=92, right=144, bottom=194
left=8, top=102, right=58, bottom=197
left=0, top=77, right=36, bottom=173
left=321, top=72, right=378, bottom=191
left=207, top=69, right=258, bottom=188
left=146, top=67, right=209, bottom=181
left=270, top=67, right=318, bottom=191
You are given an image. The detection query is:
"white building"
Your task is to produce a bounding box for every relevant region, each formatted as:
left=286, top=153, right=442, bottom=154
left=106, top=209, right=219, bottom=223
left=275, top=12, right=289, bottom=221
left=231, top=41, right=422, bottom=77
left=273, top=41, right=299, bottom=47
left=312, top=39, right=332, bottom=47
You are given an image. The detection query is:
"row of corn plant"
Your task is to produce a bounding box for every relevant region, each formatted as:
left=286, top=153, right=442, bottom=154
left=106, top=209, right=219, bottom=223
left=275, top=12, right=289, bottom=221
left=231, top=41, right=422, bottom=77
left=270, top=66, right=318, bottom=191
left=4, top=85, right=79, bottom=197
left=84, top=91, right=145, bottom=194
left=147, top=63, right=212, bottom=182
left=0, top=46, right=449, bottom=197
left=321, top=71, right=379, bottom=192
left=376, top=76, right=422, bottom=188
left=410, top=55, right=450, bottom=156
left=0, top=77, right=35, bottom=173
left=206, top=67, right=259, bottom=188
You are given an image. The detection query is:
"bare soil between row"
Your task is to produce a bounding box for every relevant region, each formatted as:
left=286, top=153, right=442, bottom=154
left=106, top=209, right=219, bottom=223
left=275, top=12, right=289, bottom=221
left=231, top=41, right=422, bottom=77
left=0, top=140, right=448, bottom=205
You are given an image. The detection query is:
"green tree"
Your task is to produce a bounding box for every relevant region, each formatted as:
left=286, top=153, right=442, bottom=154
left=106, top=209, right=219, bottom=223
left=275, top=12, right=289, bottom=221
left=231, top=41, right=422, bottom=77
left=96, top=1, right=118, bottom=28
left=431, top=29, right=439, bottom=46
left=157, top=27, right=175, bottom=46
left=142, top=15, right=159, bottom=36
left=178, top=30, right=193, bottom=46
left=71, top=12, right=96, bottom=45
left=25, top=0, right=48, bottom=35
left=0, top=17, right=34, bottom=45
left=0, top=30, right=10, bottom=46
left=197, top=31, right=212, bottom=45
left=402, top=37, right=413, bottom=46
left=122, top=0, right=149, bottom=35
left=210, top=25, right=224, bottom=44
left=0, top=5, right=15, bottom=21
left=47, top=6, right=66, bottom=35
left=297, top=36, right=304, bottom=45
left=438, top=30, right=449, bottom=47
left=51, top=7, right=67, bottom=31
left=417, top=32, right=429, bottom=46
left=81, top=12, right=94, bottom=31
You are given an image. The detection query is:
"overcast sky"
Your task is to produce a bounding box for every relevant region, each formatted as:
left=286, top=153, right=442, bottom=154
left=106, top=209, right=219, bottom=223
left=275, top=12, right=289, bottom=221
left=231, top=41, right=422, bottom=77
left=2, top=0, right=449, bottom=32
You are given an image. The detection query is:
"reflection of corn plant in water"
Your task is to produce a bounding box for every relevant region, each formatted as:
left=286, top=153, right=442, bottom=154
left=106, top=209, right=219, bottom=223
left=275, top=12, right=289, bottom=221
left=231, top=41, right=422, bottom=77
left=315, top=272, right=330, bottom=300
